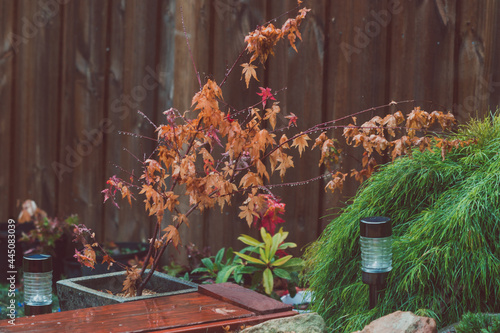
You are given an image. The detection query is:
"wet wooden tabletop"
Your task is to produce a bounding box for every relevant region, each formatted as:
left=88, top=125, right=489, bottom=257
left=0, top=283, right=295, bottom=332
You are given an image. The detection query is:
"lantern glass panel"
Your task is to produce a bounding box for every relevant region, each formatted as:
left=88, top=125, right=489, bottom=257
left=23, top=254, right=52, bottom=309
left=360, top=235, right=392, bottom=273
left=24, top=271, right=52, bottom=306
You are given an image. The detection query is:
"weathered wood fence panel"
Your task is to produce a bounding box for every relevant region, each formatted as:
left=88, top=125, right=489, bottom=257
left=1, top=0, right=500, bottom=262
left=0, top=1, right=15, bottom=225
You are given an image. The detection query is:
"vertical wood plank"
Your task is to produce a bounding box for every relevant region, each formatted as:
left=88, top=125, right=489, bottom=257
left=0, top=1, right=15, bottom=218
left=153, top=1, right=177, bottom=253
left=166, top=0, right=213, bottom=264
left=265, top=0, right=328, bottom=252
left=10, top=0, right=62, bottom=217
left=317, top=0, right=392, bottom=231
left=388, top=0, right=456, bottom=110
left=414, top=0, right=456, bottom=109
left=56, top=1, right=109, bottom=238
left=103, top=0, right=161, bottom=243
left=455, top=0, right=500, bottom=122
left=155, top=0, right=176, bottom=118
left=204, top=0, right=267, bottom=257
left=491, top=2, right=500, bottom=111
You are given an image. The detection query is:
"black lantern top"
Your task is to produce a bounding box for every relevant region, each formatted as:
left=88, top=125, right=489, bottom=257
left=23, top=254, right=52, bottom=273
left=360, top=216, right=392, bottom=238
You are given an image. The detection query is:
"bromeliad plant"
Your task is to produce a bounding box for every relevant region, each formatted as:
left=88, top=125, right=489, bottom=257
left=234, top=227, right=303, bottom=296
left=189, top=228, right=302, bottom=296
left=73, top=1, right=473, bottom=297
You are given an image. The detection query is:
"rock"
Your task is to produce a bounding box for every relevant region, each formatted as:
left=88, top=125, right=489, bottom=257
left=352, top=311, right=437, bottom=333
left=241, top=312, right=327, bottom=333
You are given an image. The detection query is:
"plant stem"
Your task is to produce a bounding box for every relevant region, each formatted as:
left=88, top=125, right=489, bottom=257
left=220, top=48, right=246, bottom=88
left=136, top=220, right=160, bottom=296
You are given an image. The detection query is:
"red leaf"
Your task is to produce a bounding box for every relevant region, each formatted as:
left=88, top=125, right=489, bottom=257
left=257, top=87, right=276, bottom=108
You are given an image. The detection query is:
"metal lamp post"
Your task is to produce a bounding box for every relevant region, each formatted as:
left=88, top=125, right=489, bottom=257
left=360, top=216, right=392, bottom=309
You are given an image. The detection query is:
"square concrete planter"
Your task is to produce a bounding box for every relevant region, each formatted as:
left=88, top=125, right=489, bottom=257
left=57, top=269, right=198, bottom=311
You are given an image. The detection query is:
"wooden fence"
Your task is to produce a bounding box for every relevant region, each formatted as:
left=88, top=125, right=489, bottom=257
left=1, top=0, right=500, bottom=261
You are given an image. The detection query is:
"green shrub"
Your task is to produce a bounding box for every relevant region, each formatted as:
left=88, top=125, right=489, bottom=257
left=455, top=312, right=500, bottom=333
left=303, top=113, right=500, bottom=332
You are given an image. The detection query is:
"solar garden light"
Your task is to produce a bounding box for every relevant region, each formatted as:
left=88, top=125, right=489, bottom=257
left=360, top=216, right=392, bottom=309
left=23, top=254, right=52, bottom=315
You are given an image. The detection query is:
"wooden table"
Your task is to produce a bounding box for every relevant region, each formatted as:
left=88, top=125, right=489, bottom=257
left=0, top=283, right=297, bottom=332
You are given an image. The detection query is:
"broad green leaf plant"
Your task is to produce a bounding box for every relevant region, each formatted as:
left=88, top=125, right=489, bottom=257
left=234, top=227, right=303, bottom=295
left=190, top=247, right=243, bottom=284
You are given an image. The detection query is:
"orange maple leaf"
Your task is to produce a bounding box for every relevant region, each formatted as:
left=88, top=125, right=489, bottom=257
left=291, top=133, right=311, bottom=157
left=343, top=125, right=360, bottom=143
left=264, top=102, right=280, bottom=130
left=325, top=171, right=348, bottom=193
left=162, top=225, right=181, bottom=249
left=255, top=159, right=270, bottom=181
left=239, top=172, right=263, bottom=189
left=238, top=204, right=259, bottom=227
left=269, top=149, right=281, bottom=173
left=279, top=134, right=290, bottom=149
left=122, top=266, right=142, bottom=296
left=192, top=79, right=223, bottom=112
left=244, top=23, right=282, bottom=64
left=165, top=191, right=180, bottom=212
left=73, top=245, right=96, bottom=269
left=319, top=139, right=340, bottom=167
left=381, top=111, right=404, bottom=137
left=173, top=213, right=190, bottom=227
left=406, top=107, right=431, bottom=137
left=390, top=136, right=411, bottom=160
left=101, top=254, right=115, bottom=270
left=312, top=132, right=328, bottom=150
left=276, top=154, right=294, bottom=179
left=241, top=63, right=259, bottom=88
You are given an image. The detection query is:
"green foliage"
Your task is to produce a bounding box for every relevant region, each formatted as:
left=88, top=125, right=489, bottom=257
left=235, top=227, right=303, bottom=295
left=303, top=112, right=500, bottom=332
left=162, top=261, right=186, bottom=278
left=455, top=313, right=500, bottom=333
left=191, top=247, right=244, bottom=284
left=20, top=215, right=78, bottom=256
left=0, top=283, right=60, bottom=319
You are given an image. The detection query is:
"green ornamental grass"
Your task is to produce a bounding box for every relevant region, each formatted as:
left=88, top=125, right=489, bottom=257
left=303, top=112, right=500, bottom=332
left=455, top=312, right=500, bottom=333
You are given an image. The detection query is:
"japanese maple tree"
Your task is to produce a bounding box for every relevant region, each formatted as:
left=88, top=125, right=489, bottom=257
left=73, top=2, right=473, bottom=297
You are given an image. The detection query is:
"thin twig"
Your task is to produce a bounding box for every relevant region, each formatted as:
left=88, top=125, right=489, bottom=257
left=118, top=131, right=158, bottom=142
left=262, top=3, right=303, bottom=27
left=123, top=147, right=144, bottom=164
left=138, top=110, right=158, bottom=130
left=220, top=48, right=247, bottom=87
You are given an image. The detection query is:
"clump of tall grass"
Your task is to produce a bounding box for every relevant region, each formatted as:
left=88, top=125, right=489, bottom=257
left=303, top=112, right=500, bottom=332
